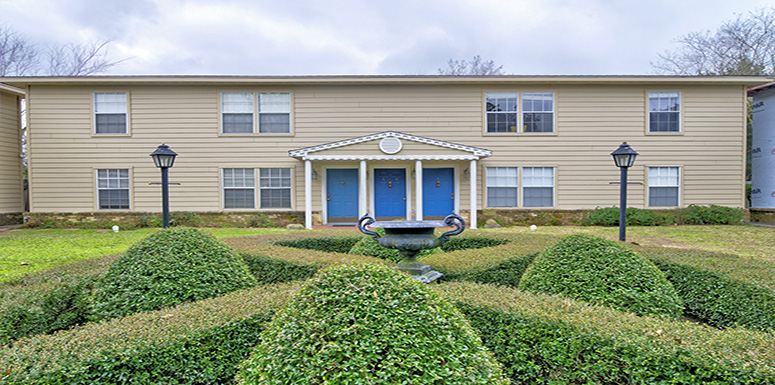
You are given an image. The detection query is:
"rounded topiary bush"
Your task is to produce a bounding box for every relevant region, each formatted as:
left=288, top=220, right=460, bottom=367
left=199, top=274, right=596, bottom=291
left=91, top=228, right=256, bottom=319
left=237, top=263, right=508, bottom=385
left=518, top=234, right=683, bottom=318
left=348, top=229, right=440, bottom=263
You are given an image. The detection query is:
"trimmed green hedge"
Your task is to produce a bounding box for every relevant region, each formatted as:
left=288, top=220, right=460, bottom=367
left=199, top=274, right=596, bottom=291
left=91, top=228, right=256, bottom=320
left=0, top=283, right=298, bottom=384
left=240, top=253, right=318, bottom=284
left=237, top=264, right=509, bottom=384
left=651, top=258, right=775, bottom=331
left=519, top=234, right=683, bottom=317
left=272, top=236, right=362, bottom=253
left=437, top=281, right=775, bottom=384
left=0, top=255, right=116, bottom=344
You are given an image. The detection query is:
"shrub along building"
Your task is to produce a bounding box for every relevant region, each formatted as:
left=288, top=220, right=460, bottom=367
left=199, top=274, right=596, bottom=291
left=0, top=75, right=769, bottom=228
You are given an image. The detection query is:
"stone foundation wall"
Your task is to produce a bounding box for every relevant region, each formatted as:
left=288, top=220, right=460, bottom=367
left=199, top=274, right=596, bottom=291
left=749, top=208, right=775, bottom=224
left=24, top=211, right=305, bottom=229
left=0, top=212, right=23, bottom=226
left=467, top=209, right=588, bottom=228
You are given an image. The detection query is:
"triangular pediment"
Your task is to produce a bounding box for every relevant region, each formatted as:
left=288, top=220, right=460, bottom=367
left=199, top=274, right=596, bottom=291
left=289, top=131, right=492, bottom=161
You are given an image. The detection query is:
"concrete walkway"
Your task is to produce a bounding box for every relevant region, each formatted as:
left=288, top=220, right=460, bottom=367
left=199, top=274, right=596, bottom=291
left=0, top=224, right=23, bottom=233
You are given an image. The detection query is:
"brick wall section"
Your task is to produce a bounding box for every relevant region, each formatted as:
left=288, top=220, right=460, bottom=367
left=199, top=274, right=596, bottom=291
left=750, top=209, right=775, bottom=224
left=0, top=213, right=22, bottom=226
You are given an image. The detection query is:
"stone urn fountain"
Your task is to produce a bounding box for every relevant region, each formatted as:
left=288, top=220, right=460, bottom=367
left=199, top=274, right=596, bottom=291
left=357, top=213, right=465, bottom=283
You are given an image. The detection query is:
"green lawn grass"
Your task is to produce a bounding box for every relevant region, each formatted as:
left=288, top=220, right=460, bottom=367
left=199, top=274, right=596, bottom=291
left=0, top=227, right=286, bottom=283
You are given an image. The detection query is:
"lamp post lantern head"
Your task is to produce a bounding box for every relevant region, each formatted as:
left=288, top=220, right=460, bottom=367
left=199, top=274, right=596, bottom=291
left=150, top=144, right=178, bottom=168
left=611, top=142, right=638, bottom=168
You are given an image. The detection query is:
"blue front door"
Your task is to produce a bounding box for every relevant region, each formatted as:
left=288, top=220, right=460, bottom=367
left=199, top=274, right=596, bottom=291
left=374, top=168, right=406, bottom=219
left=327, top=169, right=358, bottom=222
left=423, top=168, right=454, bottom=217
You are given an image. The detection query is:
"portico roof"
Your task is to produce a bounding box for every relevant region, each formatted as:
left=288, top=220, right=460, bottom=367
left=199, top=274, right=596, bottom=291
left=288, top=131, right=492, bottom=161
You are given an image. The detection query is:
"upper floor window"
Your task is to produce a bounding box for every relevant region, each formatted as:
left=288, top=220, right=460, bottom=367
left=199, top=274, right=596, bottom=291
left=97, top=168, right=129, bottom=209
left=648, top=166, right=680, bottom=207
left=486, top=92, right=554, bottom=133
left=259, top=93, right=291, bottom=133
left=222, top=92, right=255, bottom=134
left=522, top=167, right=554, bottom=207
left=221, top=92, right=291, bottom=134
left=486, top=92, right=517, bottom=133
left=648, top=92, right=681, bottom=132
left=94, top=93, right=127, bottom=134
left=522, top=92, right=554, bottom=133
left=486, top=167, right=518, bottom=207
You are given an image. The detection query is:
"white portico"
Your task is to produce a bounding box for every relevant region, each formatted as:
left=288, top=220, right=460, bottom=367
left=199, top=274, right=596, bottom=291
left=289, top=131, right=492, bottom=229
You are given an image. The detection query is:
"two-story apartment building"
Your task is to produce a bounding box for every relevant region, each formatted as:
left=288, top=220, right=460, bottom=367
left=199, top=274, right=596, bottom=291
left=1, top=75, right=768, bottom=228
left=0, top=83, right=25, bottom=225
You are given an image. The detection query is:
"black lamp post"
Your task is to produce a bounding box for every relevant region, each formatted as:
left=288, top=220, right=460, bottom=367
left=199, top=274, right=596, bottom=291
left=150, top=144, right=178, bottom=228
left=610, top=142, right=638, bottom=242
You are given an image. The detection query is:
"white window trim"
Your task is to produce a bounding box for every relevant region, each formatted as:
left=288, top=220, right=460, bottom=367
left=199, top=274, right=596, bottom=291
left=95, top=167, right=131, bottom=210
left=647, top=91, right=682, bottom=134
left=647, top=166, right=681, bottom=208
left=219, top=91, right=293, bottom=135
left=258, top=167, right=294, bottom=210
left=93, top=91, right=130, bottom=136
left=485, top=166, right=519, bottom=208
left=222, top=167, right=257, bottom=210
left=484, top=91, right=556, bottom=135
left=521, top=166, right=555, bottom=208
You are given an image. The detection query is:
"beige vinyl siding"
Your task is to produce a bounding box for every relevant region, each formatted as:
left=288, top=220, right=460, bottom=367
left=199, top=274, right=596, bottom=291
left=0, top=90, right=24, bottom=213
left=24, top=81, right=749, bottom=214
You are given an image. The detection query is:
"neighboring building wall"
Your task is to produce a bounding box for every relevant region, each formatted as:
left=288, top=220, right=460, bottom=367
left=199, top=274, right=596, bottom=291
left=0, top=86, right=24, bottom=221
left=21, top=79, right=750, bottom=217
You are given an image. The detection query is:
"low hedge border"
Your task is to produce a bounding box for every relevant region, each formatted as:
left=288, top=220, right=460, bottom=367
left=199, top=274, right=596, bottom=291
left=0, top=255, right=118, bottom=345
left=436, top=281, right=775, bottom=384
left=0, top=282, right=300, bottom=384
left=650, top=258, right=775, bottom=331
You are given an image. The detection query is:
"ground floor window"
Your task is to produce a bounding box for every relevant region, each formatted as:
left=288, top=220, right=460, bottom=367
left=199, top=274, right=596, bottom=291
left=648, top=166, right=679, bottom=207
left=260, top=168, right=292, bottom=208
left=523, top=167, right=554, bottom=207
left=486, top=167, right=518, bottom=207
left=97, top=169, right=129, bottom=209
left=223, top=168, right=255, bottom=209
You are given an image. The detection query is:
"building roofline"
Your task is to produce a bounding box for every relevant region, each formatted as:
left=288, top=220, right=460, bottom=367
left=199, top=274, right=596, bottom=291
left=0, top=83, right=26, bottom=97
left=1, top=74, right=772, bottom=87
left=748, top=81, right=775, bottom=96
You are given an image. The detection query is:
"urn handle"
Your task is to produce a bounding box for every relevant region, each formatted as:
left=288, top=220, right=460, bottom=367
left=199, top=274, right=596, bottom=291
left=439, top=213, right=466, bottom=244
left=358, top=213, right=380, bottom=241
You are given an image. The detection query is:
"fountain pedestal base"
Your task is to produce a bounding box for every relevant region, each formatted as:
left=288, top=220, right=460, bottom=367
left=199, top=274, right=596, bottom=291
left=394, top=261, right=443, bottom=283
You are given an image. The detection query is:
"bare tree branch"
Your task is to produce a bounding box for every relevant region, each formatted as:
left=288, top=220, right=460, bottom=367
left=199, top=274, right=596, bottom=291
left=0, top=24, right=39, bottom=76
left=652, top=7, right=775, bottom=75
left=438, top=55, right=505, bottom=75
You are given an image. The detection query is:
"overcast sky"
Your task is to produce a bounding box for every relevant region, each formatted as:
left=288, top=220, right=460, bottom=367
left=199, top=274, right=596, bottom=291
left=1, top=0, right=773, bottom=76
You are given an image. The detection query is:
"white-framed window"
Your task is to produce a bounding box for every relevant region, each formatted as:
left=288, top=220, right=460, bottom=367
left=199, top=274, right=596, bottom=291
left=486, top=92, right=518, bottom=133
left=258, top=93, right=291, bottom=133
left=523, top=167, right=554, bottom=207
left=223, top=168, right=256, bottom=209
left=648, top=167, right=680, bottom=207
left=94, top=92, right=127, bottom=134
left=259, top=168, right=292, bottom=208
left=648, top=91, right=681, bottom=132
left=486, top=167, right=518, bottom=207
left=221, top=92, right=291, bottom=134
left=522, top=92, right=554, bottom=133
left=222, top=92, right=255, bottom=134
left=97, top=169, right=129, bottom=209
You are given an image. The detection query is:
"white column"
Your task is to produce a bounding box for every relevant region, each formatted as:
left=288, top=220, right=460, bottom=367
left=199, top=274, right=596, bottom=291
left=470, top=159, right=477, bottom=229
left=415, top=160, right=423, bottom=221
left=305, top=160, right=312, bottom=229
left=359, top=160, right=367, bottom=216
